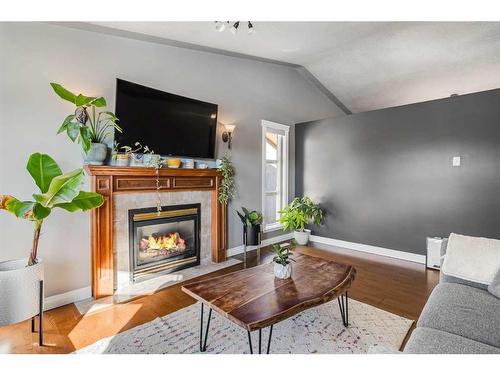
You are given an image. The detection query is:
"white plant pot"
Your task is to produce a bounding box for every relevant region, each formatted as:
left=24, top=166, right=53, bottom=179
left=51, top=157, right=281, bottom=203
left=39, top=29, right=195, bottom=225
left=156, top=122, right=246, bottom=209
left=0, top=258, right=43, bottom=327
left=294, top=229, right=311, bottom=245
left=274, top=262, right=292, bottom=279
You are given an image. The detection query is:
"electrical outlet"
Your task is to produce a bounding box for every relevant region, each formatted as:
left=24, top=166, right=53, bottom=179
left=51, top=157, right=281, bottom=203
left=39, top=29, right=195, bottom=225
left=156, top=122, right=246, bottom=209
left=452, top=156, right=461, bottom=167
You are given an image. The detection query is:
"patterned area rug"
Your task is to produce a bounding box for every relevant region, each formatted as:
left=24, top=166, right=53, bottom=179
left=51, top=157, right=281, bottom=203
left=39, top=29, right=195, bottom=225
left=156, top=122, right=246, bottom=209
left=77, top=299, right=413, bottom=354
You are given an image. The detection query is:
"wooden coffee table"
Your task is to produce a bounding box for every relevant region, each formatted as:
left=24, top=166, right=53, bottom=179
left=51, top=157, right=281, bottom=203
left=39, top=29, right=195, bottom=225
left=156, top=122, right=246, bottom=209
left=181, top=252, right=356, bottom=354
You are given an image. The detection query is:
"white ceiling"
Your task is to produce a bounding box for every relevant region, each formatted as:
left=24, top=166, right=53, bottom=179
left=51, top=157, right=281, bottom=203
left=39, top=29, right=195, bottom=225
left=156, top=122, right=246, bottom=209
left=89, top=22, right=500, bottom=113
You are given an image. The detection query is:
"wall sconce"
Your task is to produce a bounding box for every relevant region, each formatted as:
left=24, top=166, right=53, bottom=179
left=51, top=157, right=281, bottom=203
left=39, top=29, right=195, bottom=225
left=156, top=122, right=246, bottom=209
left=222, top=124, right=236, bottom=149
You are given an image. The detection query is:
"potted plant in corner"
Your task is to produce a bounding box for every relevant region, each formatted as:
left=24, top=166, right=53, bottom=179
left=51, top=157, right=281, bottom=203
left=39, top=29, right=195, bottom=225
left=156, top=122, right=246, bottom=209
left=50, top=83, right=122, bottom=165
left=270, top=241, right=296, bottom=279
left=237, top=207, right=263, bottom=246
left=0, top=153, right=104, bottom=337
left=279, top=196, right=323, bottom=245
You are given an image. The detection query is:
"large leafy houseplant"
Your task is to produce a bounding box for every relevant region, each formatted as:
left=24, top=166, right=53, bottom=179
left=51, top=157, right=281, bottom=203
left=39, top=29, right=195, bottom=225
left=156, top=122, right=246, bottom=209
left=50, top=83, right=121, bottom=155
left=278, top=197, right=323, bottom=245
left=0, top=153, right=104, bottom=266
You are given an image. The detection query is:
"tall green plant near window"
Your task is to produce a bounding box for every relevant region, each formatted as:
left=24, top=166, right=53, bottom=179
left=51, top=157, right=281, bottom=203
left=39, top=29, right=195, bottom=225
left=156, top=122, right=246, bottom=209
left=0, top=153, right=104, bottom=266
left=217, top=154, right=236, bottom=204
left=278, top=196, right=323, bottom=232
left=50, top=83, right=122, bottom=153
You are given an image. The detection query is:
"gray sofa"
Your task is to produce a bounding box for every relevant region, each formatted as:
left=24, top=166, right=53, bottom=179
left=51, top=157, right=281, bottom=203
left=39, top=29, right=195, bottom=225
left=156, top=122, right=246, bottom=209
left=404, top=244, right=500, bottom=354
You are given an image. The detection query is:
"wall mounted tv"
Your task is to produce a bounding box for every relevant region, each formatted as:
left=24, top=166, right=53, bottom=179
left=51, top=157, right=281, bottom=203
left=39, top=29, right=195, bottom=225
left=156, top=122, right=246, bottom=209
left=114, top=79, right=218, bottom=159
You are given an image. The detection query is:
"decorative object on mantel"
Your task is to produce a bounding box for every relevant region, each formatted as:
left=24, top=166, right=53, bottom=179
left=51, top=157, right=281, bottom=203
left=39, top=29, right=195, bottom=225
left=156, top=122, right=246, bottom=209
left=237, top=207, right=263, bottom=265
left=0, top=153, right=104, bottom=344
left=216, top=153, right=236, bottom=204
left=183, top=159, right=194, bottom=169
left=279, top=197, right=324, bottom=245
left=270, top=241, right=296, bottom=279
left=222, top=124, right=236, bottom=149
left=50, top=83, right=121, bottom=165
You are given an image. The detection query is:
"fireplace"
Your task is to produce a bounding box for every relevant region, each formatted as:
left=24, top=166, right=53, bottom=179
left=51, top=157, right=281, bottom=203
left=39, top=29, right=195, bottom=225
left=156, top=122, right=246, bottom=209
left=128, top=204, right=201, bottom=282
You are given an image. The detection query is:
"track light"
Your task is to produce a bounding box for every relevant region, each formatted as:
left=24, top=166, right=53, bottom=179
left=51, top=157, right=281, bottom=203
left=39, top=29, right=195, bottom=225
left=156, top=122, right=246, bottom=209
left=215, top=21, right=226, bottom=32
left=248, top=21, right=254, bottom=34
left=230, top=21, right=240, bottom=34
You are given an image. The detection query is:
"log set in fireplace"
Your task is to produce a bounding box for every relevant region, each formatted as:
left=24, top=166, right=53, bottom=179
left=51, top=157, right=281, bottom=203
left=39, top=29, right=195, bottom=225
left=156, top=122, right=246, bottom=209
left=128, top=204, right=201, bottom=281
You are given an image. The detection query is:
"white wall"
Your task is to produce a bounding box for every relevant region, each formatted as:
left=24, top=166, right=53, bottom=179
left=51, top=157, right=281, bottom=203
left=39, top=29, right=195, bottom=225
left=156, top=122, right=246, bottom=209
left=0, top=22, right=341, bottom=297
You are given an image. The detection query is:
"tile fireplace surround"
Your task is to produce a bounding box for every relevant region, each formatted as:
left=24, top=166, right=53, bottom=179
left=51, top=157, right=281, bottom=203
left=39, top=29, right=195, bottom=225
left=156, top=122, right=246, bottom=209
left=114, top=191, right=211, bottom=290
left=85, top=166, right=227, bottom=299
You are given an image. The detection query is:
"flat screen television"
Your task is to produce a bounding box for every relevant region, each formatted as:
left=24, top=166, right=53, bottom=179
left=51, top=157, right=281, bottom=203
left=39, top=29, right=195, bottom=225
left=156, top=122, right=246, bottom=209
left=114, top=79, right=218, bottom=159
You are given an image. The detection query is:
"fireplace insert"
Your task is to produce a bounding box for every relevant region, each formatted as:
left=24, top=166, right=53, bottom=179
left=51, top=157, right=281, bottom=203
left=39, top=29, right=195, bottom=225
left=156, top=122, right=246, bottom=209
left=128, top=203, right=201, bottom=282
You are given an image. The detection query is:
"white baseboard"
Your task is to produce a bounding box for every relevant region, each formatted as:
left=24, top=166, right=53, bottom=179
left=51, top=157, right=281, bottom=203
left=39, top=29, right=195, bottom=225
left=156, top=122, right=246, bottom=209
left=309, top=235, right=426, bottom=264
left=227, top=232, right=293, bottom=257
left=44, top=286, right=91, bottom=311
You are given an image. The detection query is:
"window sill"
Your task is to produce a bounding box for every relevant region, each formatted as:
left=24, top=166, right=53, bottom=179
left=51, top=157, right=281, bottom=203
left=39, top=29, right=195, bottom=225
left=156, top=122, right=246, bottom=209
left=263, top=223, right=283, bottom=233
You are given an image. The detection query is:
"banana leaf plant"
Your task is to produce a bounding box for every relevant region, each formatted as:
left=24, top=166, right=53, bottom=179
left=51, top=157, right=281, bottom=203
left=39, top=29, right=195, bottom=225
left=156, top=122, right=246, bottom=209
left=0, top=153, right=104, bottom=266
left=50, top=83, right=121, bottom=153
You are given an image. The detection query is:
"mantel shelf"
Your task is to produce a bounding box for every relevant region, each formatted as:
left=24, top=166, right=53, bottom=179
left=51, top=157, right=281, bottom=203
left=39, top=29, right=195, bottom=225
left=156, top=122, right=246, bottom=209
left=85, top=165, right=220, bottom=177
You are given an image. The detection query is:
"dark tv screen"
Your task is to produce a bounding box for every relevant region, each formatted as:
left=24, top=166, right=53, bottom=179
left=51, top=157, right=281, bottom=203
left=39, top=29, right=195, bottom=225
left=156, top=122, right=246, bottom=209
left=114, top=79, right=218, bottom=159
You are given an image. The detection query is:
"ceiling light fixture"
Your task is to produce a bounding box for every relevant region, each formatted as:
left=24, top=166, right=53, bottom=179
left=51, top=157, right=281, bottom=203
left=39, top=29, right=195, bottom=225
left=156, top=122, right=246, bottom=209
left=214, top=21, right=254, bottom=35
left=230, top=21, right=240, bottom=34
left=215, top=21, right=228, bottom=32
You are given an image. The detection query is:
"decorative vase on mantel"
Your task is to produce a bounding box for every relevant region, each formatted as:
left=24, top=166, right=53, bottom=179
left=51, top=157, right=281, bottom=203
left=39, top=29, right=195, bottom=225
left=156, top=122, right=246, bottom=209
left=84, top=142, right=108, bottom=165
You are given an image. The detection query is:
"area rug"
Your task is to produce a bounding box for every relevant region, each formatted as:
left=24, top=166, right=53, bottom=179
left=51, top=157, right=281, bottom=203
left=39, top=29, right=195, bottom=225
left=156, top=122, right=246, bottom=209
left=76, top=299, right=413, bottom=354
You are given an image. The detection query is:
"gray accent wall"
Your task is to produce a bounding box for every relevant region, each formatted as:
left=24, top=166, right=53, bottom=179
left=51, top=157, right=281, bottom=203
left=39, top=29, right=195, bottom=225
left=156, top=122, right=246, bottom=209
left=0, top=22, right=342, bottom=297
left=296, top=89, right=500, bottom=255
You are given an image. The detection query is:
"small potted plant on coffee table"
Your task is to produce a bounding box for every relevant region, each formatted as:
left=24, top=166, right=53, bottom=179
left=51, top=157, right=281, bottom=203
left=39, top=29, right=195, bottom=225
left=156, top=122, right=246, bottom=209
left=236, top=207, right=263, bottom=246
left=279, top=196, right=323, bottom=245
left=270, top=241, right=296, bottom=279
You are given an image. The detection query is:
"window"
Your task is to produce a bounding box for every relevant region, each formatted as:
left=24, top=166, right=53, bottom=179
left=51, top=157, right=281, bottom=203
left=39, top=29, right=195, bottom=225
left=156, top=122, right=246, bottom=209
left=262, top=120, right=289, bottom=232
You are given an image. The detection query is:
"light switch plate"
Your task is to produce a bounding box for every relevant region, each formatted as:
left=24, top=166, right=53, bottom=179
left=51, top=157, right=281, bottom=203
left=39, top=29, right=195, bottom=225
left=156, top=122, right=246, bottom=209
left=452, top=156, right=461, bottom=167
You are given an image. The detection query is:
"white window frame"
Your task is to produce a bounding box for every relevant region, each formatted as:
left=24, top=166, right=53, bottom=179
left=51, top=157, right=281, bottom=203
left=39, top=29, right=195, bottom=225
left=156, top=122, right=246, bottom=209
left=261, top=120, right=290, bottom=233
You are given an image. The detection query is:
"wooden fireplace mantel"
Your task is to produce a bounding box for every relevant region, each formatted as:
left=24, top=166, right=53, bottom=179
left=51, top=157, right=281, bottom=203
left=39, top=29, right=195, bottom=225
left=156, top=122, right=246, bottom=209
left=85, top=165, right=227, bottom=299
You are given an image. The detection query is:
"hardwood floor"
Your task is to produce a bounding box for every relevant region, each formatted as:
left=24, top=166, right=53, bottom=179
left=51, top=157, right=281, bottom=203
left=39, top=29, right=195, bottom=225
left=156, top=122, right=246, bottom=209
left=0, top=245, right=439, bottom=354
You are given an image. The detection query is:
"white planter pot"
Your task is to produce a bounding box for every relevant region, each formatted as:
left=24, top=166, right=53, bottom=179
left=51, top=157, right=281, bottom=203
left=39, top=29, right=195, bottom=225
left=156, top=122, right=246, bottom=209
left=84, top=143, right=108, bottom=165
left=0, top=258, right=43, bottom=327
left=294, top=229, right=311, bottom=245
left=274, top=262, right=292, bottom=279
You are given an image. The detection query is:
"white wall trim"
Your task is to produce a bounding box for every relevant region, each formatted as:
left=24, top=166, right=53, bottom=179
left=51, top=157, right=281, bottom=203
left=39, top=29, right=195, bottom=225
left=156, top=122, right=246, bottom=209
left=309, top=235, right=426, bottom=264
left=44, top=286, right=91, bottom=311
left=227, top=232, right=293, bottom=257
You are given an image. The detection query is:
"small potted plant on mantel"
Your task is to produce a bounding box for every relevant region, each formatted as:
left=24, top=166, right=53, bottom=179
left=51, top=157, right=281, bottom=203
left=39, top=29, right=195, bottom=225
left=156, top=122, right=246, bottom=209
left=0, top=153, right=103, bottom=340
left=50, top=83, right=122, bottom=165
left=279, top=196, right=324, bottom=245
left=270, top=241, right=296, bottom=279
left=236, top=207, right=263, bottom=246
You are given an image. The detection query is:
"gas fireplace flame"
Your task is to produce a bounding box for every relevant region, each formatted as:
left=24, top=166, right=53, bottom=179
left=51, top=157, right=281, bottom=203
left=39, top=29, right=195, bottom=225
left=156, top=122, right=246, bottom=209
left=140, top=232, right=186, bottom=253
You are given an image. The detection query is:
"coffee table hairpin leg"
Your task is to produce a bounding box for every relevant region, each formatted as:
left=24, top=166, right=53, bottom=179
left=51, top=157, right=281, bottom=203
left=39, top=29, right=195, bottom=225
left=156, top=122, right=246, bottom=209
left=247, top=325, right=273, bottom=354
left=199, top=303, right=212, bottom=352
left=337, top=291, right=349, bottom=327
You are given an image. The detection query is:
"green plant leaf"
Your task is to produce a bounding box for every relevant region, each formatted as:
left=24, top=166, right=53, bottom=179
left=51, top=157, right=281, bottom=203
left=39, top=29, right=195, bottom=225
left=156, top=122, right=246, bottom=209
left=50, top=83, right=77, bottom=104
left=57, top=114, right=76, bottom=134
left=5, top=198, right=35, bottom=219
left=67, top=122, right=80, bottom=142
left=32, top=203, right=51, bottom=220
left=54, top=191, right=104, bottom=212
left=89, top=97, right=106, bottom=107
left=26, top=153, right=63, bottom=193
left=79, top=126, right=91, bottom=153
left=33, top=169, right=84, bottom=208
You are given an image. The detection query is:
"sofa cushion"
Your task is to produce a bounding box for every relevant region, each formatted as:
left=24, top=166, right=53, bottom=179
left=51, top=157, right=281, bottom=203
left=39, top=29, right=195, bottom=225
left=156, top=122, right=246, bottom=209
left=488, top=266, right=500, bottom=298
left=442, top=233, right=500, bottom=285
left=417, top=282, right=500, bottom=348
left=404, top=327, right=500, bottom=354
